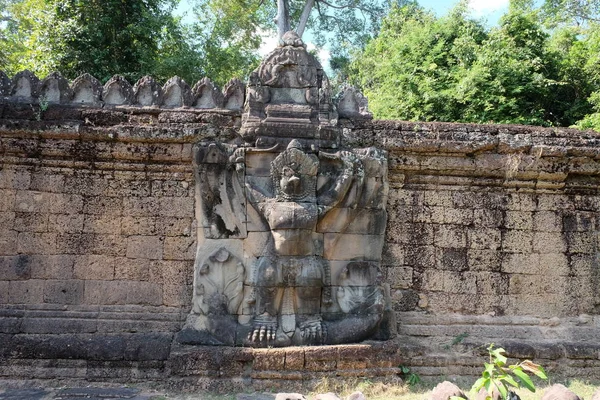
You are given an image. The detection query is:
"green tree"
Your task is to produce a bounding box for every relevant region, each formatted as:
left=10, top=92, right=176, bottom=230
left=351, top=1, right=588, bottom=126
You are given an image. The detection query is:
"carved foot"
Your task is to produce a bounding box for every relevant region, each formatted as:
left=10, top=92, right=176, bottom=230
left=299, top=318, right=326, bottom=344
left=248, top=315, right=277, bottom=344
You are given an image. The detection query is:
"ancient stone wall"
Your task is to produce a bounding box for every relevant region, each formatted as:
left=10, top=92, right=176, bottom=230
left=1, top=86, right=600, bottom=384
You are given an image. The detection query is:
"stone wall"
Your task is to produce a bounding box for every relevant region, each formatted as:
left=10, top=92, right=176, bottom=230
left=1, top=98, right=600, bottom=384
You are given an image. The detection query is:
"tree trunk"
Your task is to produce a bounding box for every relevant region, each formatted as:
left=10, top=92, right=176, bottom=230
left=296, top=0, right=315, bottom=38
left=276, top=0, right=291, bottom=40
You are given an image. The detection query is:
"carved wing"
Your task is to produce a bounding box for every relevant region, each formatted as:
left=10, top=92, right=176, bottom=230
left=193, top=142, right=247, bottom=239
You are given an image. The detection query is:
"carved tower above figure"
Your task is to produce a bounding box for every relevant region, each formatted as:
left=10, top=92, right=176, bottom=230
left=178, top=32, right=391, bottom=347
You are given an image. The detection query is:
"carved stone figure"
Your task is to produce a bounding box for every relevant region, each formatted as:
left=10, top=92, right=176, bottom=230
left=178, top=32, right=390, bottom=347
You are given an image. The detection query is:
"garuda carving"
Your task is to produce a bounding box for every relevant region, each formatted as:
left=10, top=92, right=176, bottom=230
left=178, top=32, right=391, bottom=347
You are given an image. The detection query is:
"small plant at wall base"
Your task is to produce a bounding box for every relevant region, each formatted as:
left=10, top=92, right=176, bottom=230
left=472, top=343, right=548, bottom=400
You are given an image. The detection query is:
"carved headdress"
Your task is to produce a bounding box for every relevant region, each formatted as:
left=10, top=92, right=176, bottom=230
left=271, top=140, right=318, bottom=202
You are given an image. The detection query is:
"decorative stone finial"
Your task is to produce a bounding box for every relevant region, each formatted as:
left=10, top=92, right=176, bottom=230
left=281, top=31, right=305, bottom=48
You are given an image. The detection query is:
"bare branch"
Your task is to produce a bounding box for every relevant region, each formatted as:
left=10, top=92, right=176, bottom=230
left=296, top=0, right=315, bottom=37
left=316, top=0, right=376, bottom=15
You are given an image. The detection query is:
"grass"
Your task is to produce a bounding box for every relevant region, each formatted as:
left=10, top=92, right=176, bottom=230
left=150, top=378, right=599, bottom=399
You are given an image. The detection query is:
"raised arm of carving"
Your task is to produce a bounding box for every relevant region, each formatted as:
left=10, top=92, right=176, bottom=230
left=318, top=150, right=364, bottom=214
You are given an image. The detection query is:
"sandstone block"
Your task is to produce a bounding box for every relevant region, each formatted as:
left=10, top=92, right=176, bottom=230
left=502, top=230, right=533, bottom=253
left=533, top=232, right=566, bottom=253
left=44, top=279, right=84, bottom=304
left=324, top=233, right=383, bottom=261
left=422, top=269, right=444, bottom=292
left=476, top=272, right=509, bottom=295
left=382, top=243, right=405, bottom=265
left=122, top=197, right=159, bottom=217
left=29, top=173, right=65, bottom=193
left=83, top=214, right=122, bottom=234
left=541, top=384, right=581, bottom=400
left=125, top=281, right=163, bottom=305
left=126, top=236, right=163, bottom=260
left=0, top=230, right=17, bottom=255
left=565, top=232, right=595, bottom=253
left=162, top=283, right=192, bottom=307
left=17, top=232, right=57, bottom=254
left=158, top=217, right=193, bottom=236
left=90, top=234, right=127, bottom=256
left=253, top=349, right=286, bottom=371
left=504, top=211, right=533, bottom=230
left=74, top=254, right=115, bottom=280
left=121, top=216, right=156, bottom=236
left=163, top=236, right=195, bottom=260
left=8, top=279, right=44, bottom=303
left=84, top=280, right=128, bottom=305
left=0, top=255, right=32, bottom=280
left=434, top=225, right=466, bottom=248
left=435, top=248, right=468, bottom=271
left=159, top=197, right=194, bottom=217
left=48, top=214, right=84, bottom=233
left=0, top=280, right=8, bottom=303
left=156, top=260, right=194, bottom=286
left=501, top=253, right=539, bottom=274
left=83, top=196, right=122, bottom=216
left=533, top=211, right=562, bottom=232
left=387, top=266, right=413, bottom=289
left=14, top=212, right=49, bottom=232
left=467, top=228, right=501, bottom=250
left=151, top=179, right=190, bottom=197
left=467, top=249, right=501, bottom=272
left=473, top=208, right=504, bottom=228
left=538, top=253, right=569, bottom=276
left=114, top=257, right=150, bottom=281
left=443, top=271, right=477, bottom=294
left=284, top=348, right=304, bottom=370
left=405, top=246, right=436, bottom=269
left=0, top=190, right=15, bottom=212
left=42, top=255, right=75, bottom=279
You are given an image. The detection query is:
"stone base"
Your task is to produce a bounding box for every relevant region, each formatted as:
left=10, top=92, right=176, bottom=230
left=0, top=341, right=404, bottom=392
left=168, top=342, right=403, bottom=392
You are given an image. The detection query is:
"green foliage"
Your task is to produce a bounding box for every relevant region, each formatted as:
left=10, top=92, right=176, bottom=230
left=472, top=344, right=548, bottom=400
left=0, top=0, right=261, bottom=86
left=351, top=1, right=599, bottom=127
left=399, top=365, right=421, bottom=386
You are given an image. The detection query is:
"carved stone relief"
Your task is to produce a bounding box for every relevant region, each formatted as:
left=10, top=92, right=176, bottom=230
left=178, top=32, right=390, bottom=347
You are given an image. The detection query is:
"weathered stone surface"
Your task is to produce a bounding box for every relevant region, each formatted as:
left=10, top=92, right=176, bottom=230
left=162, top=76, right=192, bottom=107
left=133, top=75, right=163, bottom=106
left=39, top=72, right=72, bottom=104
left=55, top=387, right=140, bottom=398
left=274, top=394, right=306, bottom=400
left=10, top=70, right=39, bottom=101
left=540, top=384, right=581, bottom=400
left=192, top=77, right=224, bottom=109
left=70, top=73, right=102, bottom=105
left=429, top=381, right=467, bottom=400
left=103, top=75, right=134, bottom=105
left=345, top=392, right=367, bottom=400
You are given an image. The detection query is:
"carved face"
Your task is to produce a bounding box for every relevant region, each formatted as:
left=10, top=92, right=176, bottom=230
left=279, top=165, right=302, bottom=196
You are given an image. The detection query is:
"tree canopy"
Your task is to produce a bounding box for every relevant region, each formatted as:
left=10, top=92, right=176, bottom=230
left=349, top=0, right=600, bottom=129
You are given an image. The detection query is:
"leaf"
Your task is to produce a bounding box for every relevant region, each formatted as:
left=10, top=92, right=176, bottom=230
left=494, top=380, right=508, bottom=400
left=520, top=360, right=548, bottom=380
left=513, top=368, right=536, bottom=392
left=500, top=374, right=519, bottom=387
left=491, top=347, right=508, bottom=366
left=472, top=377, right=487, bottom=391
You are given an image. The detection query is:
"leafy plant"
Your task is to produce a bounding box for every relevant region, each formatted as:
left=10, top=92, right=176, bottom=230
left=472, top=344, right=548, bottom=400
left=399, top=365, right=421, bottom=386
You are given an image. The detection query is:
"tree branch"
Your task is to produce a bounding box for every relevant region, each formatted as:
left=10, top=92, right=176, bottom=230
left=296, top=0, right=314, bottom=38
left=275, top=0, right=291, bottom=39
